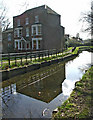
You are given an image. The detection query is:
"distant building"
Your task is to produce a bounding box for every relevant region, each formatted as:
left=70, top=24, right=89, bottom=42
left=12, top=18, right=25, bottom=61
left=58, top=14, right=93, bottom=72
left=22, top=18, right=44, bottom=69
left=13, top=5, right=65, bottom=52
left=64, top=34, right=70, bottom=41
left=2, top=28, right=14, bottom=53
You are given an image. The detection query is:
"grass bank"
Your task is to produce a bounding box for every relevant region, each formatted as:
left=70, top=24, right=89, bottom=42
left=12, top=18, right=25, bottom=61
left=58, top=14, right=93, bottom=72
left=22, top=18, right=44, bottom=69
left=52, top=66, right=93, bottom=119
left=1, top=48, right=73, bottom=70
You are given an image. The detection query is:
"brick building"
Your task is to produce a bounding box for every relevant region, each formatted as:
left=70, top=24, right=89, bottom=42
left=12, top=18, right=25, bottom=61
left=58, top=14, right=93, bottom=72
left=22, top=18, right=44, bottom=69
left=13, top=5, right=65, bottom=52
left=2, top=28, right=14, bottom=53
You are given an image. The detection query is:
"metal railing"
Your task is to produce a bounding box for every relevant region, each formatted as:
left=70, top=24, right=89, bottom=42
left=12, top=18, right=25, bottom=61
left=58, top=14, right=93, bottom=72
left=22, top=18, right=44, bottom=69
left=0, top=48, right=69, bottom=70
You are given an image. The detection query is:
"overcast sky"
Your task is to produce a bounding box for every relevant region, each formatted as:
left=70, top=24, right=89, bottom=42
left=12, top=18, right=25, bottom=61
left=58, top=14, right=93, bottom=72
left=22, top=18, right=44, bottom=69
left=2, top=0, right=91, bottom=39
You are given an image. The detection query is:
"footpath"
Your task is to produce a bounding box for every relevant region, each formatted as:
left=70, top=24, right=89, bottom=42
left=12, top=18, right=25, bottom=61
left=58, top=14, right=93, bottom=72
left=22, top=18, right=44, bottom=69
left=52, top=66, right=93, bottom=119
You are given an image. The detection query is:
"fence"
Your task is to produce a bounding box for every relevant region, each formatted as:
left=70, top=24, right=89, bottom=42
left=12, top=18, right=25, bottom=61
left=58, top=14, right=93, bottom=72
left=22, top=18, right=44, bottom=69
left=0, top=48, right=69, bottom=70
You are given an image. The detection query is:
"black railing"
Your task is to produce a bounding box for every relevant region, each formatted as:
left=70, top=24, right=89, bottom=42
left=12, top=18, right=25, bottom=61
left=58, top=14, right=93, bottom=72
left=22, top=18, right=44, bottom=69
left=0, top=48, right=69, bottom=70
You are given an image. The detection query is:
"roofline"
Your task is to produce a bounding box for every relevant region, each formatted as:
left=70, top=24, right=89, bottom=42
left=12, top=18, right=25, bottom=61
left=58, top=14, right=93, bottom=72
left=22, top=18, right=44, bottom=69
left=13, top=5, right=60, bottom=18
left=13, top=5, right=45, bottom=18
left=2, top=28, right=13, bottom=33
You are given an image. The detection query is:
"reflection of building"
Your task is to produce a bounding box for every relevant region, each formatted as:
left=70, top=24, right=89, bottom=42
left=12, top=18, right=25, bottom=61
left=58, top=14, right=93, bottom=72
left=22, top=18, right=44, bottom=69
left=2, top=63, right=65, bottom=118
left=13, top=5, right=65, bottom=52
left=2, top=28, right=14, bottom=53
left=17, top=63, right=65, bottom=103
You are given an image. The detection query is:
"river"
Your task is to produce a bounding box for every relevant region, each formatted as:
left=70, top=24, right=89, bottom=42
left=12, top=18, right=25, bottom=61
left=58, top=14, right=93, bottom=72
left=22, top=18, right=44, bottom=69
left=1, top=51, right=92, bottom=118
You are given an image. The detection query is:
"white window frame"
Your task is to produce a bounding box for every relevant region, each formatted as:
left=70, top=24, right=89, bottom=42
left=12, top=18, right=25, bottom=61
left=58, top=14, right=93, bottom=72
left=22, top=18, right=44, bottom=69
left=15, top=40, right=20, bottom=50
left=25, top=17, right=29, bottom=25
left=8, top=33, right=11, bottom=41
left=14, top=28, right=22, bottom=38
left=15, top=38, right=30, bottom=50
left=26, top=27, right=29, bottom=37
left=31, top=24, right=42, bottom=36
left=17, top=19, right=20, bottom=26
left=35, top=15, right=39, bottom=23
left=32, top=38, right=42, bottom=50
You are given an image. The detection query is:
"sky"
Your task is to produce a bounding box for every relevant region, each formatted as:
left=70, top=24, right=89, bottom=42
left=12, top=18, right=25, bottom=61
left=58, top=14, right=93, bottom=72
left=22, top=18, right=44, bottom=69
left=1, top=0, right=91, bottom=40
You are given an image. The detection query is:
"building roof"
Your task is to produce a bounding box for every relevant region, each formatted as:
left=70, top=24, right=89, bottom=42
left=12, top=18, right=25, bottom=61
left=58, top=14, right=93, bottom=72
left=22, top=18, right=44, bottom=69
left=14, top=5, right=60, bottom=18
left=2, top=28, right=13, bottom=33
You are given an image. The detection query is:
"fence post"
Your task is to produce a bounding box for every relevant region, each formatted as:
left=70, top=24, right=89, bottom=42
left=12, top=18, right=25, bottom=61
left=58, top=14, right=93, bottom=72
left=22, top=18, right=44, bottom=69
left=35, top=53, right=36, bottom=61
left=45, top=51, right=46, bottom=58
left=39, top=52, right=40, bottom=61
left=26, top=52, right=27, bottom=65
left=51, top=50, right=52, bottom=57
left=56, top=49, right=57, bottom=56
left=42, top=52, right=43, bottom=60
left=21, top=55, right=22, bottom=66
left=30, top=52, right=32, bottom=61
left=62, top=48, right=63, bottom=56
left=15, top=55, right=17, bottom=66
left=48, top=50, right=49, bottom=58
left=8, top=53, right=10, bottom=68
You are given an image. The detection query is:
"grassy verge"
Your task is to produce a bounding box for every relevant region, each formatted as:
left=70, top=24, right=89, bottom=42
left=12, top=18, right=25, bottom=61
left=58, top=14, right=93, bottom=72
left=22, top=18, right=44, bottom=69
left=1, top=46, right=92, bottom=70
left=1, top=50, right=72, bottom=70
left=52, top=66, right=93, bottom=119
left=72, top=47, right=79, bottom=54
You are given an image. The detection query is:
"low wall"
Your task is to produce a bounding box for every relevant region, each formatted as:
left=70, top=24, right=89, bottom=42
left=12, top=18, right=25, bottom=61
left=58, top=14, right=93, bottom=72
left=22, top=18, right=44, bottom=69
left=1, top=54, right=78, bottom=81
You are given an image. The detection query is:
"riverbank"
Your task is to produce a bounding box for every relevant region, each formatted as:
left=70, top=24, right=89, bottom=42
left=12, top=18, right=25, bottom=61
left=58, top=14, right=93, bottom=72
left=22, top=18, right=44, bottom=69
left=52, top=66, right=93, bottom=119
left=1, top=46, right=92, bottom=81
left=1, top=51, right=77, bottom=81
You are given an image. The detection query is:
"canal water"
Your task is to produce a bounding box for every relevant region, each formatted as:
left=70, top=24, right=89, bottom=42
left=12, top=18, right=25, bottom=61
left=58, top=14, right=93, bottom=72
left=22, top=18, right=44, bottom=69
left=1, top=51, right=92, bottom=118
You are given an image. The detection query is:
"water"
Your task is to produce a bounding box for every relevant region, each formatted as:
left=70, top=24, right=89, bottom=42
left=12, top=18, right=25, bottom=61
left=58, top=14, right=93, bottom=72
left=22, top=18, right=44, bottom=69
left=1, top=51, right=92, bottom=118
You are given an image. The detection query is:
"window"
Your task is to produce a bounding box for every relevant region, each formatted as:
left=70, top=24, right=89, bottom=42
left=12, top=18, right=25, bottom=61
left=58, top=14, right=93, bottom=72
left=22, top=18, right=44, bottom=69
left=32, top=38, right=42, bottom=50
left=27, top=43, right=29, bottom=48
left=23, top=42, right=25, bottom=49
left=17, top=19, right=20, bottom=26
left=26, top=27, right=29, bottom=37
left=15, top=41, right=18, bottom=49
left=19, top=42, right=21, bottom=48
left=8, top=33, right=11, bottom=41
left=32, top=26, right=36, bottom=35
left=33, top=40, right=36, bottom=50
left=25, top=18, right=29, bottom=25
left=38, top=40, right=40, bottom=49
left=38, top=25, right=42, bottom=35
left=14, top=30, right=17, bottom=37
left=14, top=28, right=22, bottom=38
left=19, top=29, right=22, bottom=37
left=35, top=16, right=39, bottom=23
left=8, top=43, right=11, bottom=47
left=26, top=42, right=30, bottom=49
left=32, top=24, right=42, bottom=36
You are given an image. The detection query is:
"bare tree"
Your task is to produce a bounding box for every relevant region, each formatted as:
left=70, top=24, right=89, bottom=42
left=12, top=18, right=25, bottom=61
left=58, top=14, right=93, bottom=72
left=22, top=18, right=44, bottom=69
left=0, top=1, right=11, bottom=31
left=80, top=0, right=93, bottom=39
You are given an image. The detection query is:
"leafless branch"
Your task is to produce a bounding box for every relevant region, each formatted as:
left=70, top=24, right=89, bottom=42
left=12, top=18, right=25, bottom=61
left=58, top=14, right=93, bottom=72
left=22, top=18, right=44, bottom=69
left=80, top=0, right=93, bottom=35
left=0, top=1, right=11, bottom=31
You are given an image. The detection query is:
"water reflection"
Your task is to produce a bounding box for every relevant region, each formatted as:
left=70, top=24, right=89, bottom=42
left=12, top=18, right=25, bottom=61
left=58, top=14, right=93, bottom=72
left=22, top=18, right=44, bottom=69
left=1, top=51, right=92, bottom=118
left=16, top=63, right=65, bottom=103
left=2, top=63, right=65, bottom=118
left=62, top=51, right=92, bottom=96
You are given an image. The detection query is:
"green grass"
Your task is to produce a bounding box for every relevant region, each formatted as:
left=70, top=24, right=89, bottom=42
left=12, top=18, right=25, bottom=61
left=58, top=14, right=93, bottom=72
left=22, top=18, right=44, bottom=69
left=1, top=50, right=72, bottom=70
left=72, top=47, right=79, bottom=54
left=52, top=66, right=93, bottom=119
left=1, top=46, right=92, bottom=70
